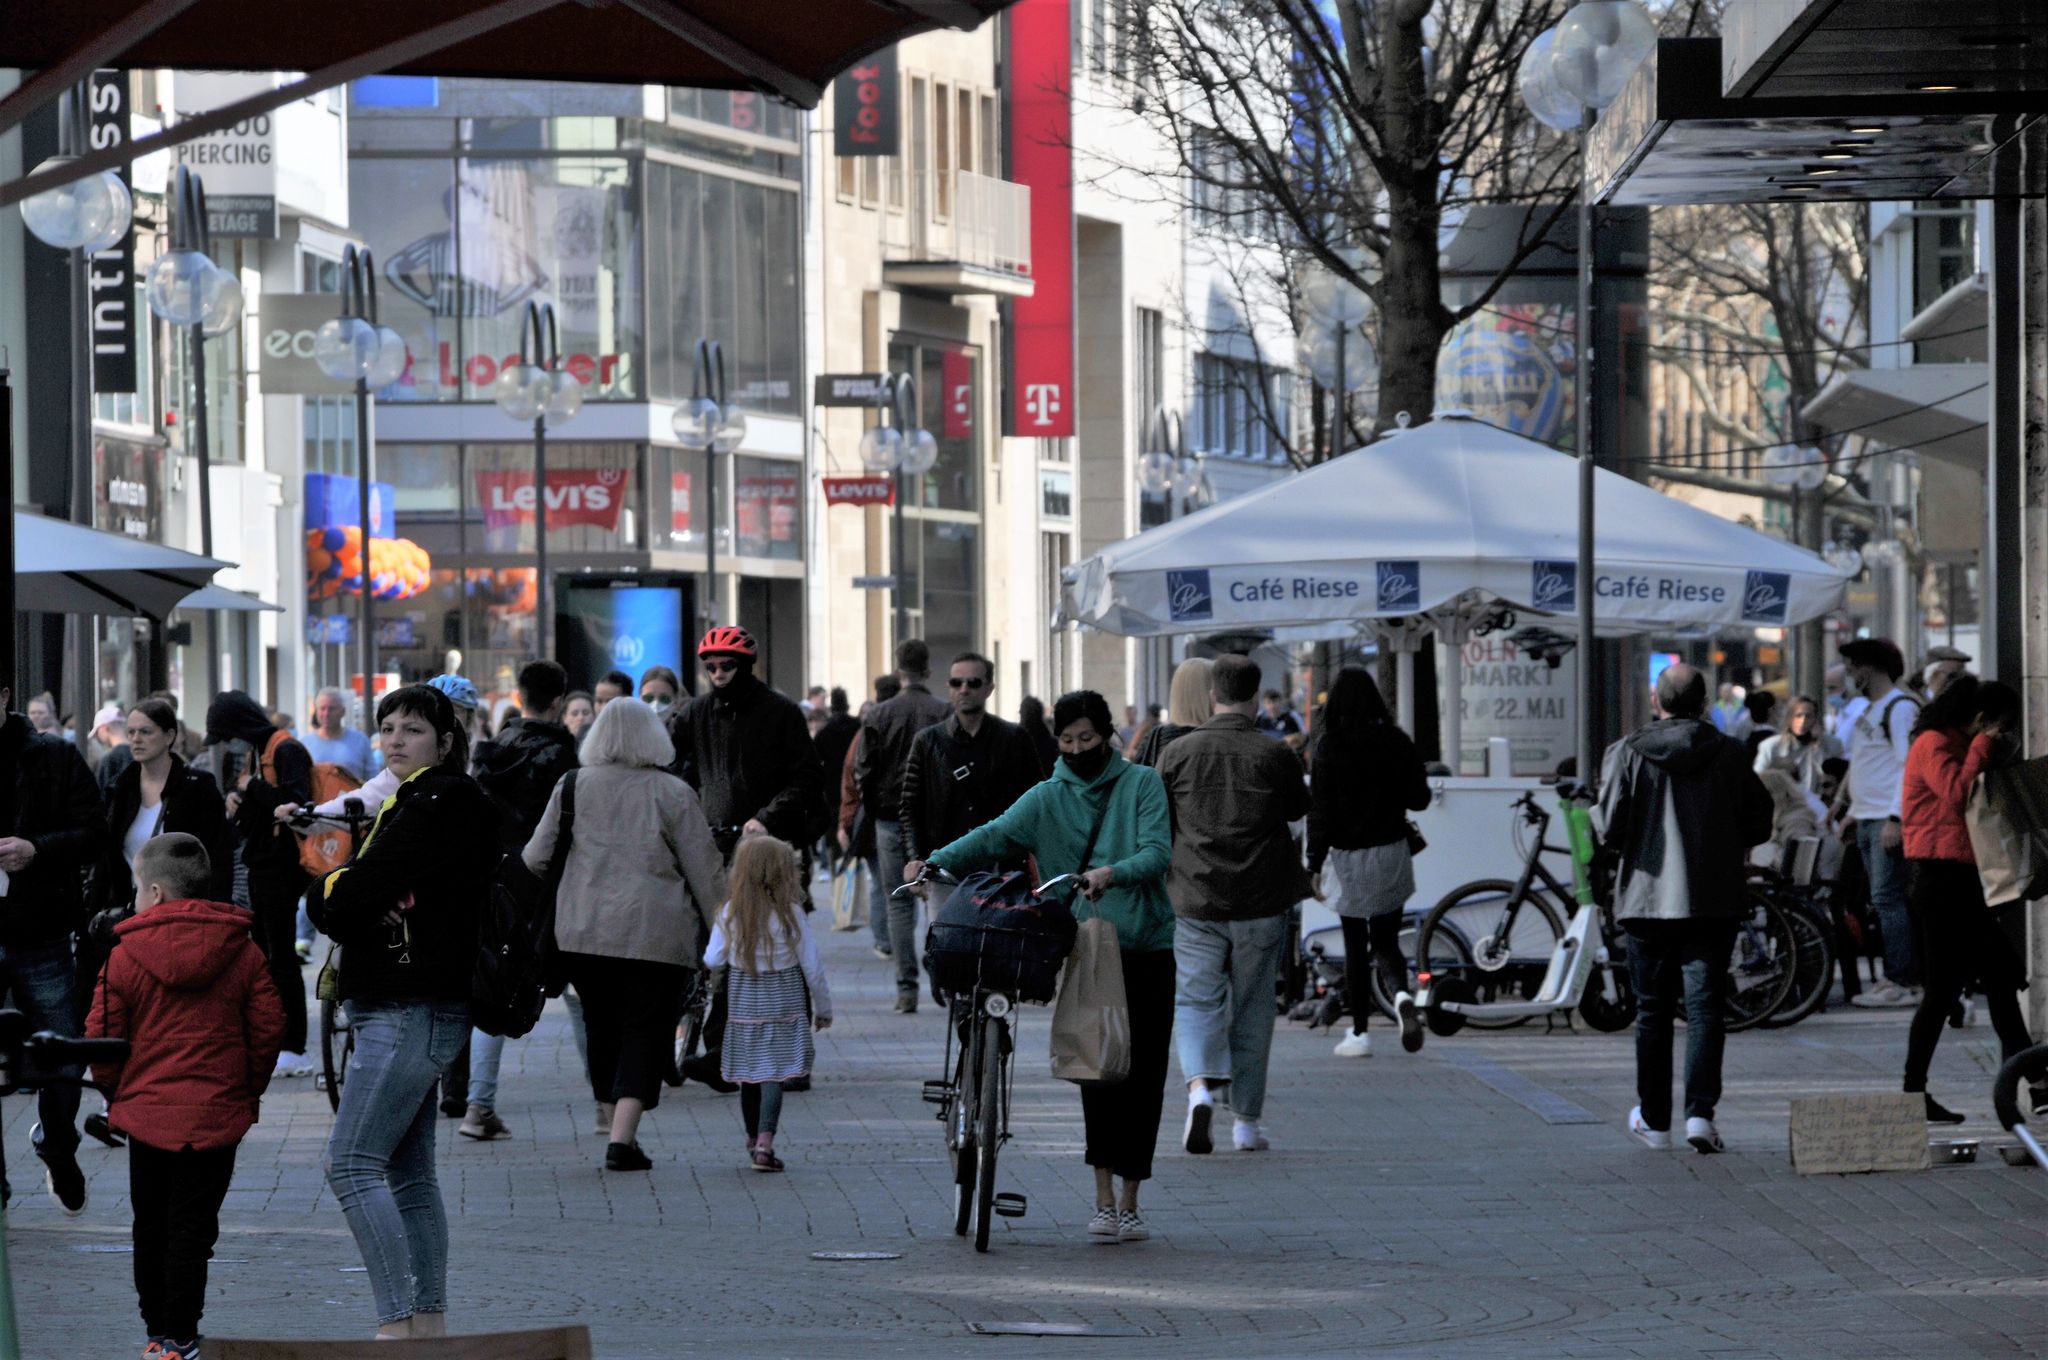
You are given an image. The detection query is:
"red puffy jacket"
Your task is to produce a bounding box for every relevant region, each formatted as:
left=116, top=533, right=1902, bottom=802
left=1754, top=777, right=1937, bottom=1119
left=1901, top=728, right=1999, bottom=864
left=88, top=899, right=285, bottom=1152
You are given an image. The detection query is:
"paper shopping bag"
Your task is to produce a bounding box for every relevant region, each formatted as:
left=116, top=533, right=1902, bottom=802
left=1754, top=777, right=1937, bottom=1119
left=1968, top=755, right=2048, bottom=906
left=1049, top=916, right=1131, bottom=1085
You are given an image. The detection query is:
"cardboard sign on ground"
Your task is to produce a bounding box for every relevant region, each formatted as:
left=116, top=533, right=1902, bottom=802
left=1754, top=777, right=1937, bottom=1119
left=1789, top=1093, right=1931, bottom=1174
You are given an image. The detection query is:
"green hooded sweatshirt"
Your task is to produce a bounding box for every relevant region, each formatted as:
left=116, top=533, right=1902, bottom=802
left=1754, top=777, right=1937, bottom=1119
left=929, top=751, right=1175, bottom=953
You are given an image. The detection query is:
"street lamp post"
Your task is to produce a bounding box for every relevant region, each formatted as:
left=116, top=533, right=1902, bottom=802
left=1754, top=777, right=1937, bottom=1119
left=1521, top=1, right=1654, bottom=783
left=859, top=373, right=936, bottom=649
left=314, top=246, right=407, bottom=730
left=494, top=302, right=582, bottom=660
left=145, top=165, right=242, bottom=701
left=670, top=338, right=748, bottom=635
left=1137, top=405, right=1203, bottom=697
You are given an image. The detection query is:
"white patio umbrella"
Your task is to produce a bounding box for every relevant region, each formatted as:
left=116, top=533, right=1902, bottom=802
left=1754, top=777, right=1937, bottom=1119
left=14, top=509, right=230, bottom=618
left=1060, top=413, right=1851, bottom=749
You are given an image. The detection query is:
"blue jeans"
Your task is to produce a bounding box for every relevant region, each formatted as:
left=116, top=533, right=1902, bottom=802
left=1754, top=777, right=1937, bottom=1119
left=325, top=1000, right=469, bottom=1325
left=1, top=939, right=83, bottom=1190
left=877, top=821, right=921, bottom=994
left=466, top=1029, right=505, bottom=1110
left=1173, top=914, right=1289, bottom=1120
left=1624, top=919, right=1739, bottom=1129
left=1855, top=819, right=1919, bottom=988
left=861, top=852, right=890, bottom=950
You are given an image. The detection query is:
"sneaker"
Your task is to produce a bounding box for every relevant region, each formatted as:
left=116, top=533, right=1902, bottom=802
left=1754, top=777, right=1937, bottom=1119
left=142, top=1339, right=171, bottom=1359
left=1182, top=1096, right=1214, bottom=1155
left=604, top=1141, right=653, bottom=1171
left=893, top=992, right=918, bottom=1015
left=1332, top=1029, right=1372, bottom=1058
left=872, top=945, right=894, bottom=961
left=273, top=1051, right=316, bottom=1078
left=1923, top=1093, right=1966, bottom=1125
left=161, top=1343, right=201, bottom=1360
left=457, top=1104, right=509, bottom=1141
left=1395, top=991, right=1425, bottom=1053
left=1087, top=1204, right=1120, bottom=1238
left=596, top=1101, right=615, bottom=1136
left=1851, top=982, right=1916, bottom=1010
left=294, top=939, right=313, bottom=962
left=1627, top=1106, right=1671, bottom=1150
left=1685, top=1116, right=1724, bottom=1154
left=1232, top=1119, right=1269, bottom=1152
left=83, top=1111, right=125, bottom=1148
left=1115, top=1208, right=1149, bottom=1242
left=1950, top=996, right=1977, bottom=1029
left=33, top=1125, right=86, bottom=1215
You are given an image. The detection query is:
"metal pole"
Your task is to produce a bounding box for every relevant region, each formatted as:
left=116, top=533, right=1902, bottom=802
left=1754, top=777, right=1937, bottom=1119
left=534, top=412, right=549, bottom=659
left=1574, top=118, right=1596, bottom=784
left=354, top=372, right=375, bottom=723
left=0, top=358, right=13, bottom=694
left=66, top=94, right=96, bottom=755
left=705, top=448, right=719, bottom=631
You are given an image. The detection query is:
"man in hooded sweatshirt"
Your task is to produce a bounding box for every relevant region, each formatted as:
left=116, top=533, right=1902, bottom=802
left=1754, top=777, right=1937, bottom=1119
left=1595, top=663, right=1772, bottom=1156
left=204, top=691, right=315, bottom=1078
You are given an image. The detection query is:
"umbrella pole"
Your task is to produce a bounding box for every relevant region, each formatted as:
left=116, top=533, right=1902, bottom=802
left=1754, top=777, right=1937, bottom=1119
left=1442, top=614, right=1463, bottom=775
left=1574, top=116, right=1597, bottom=785
left=0, top=358, right=12, bottom=693
left=1396, top=644, right=1416, bottom=738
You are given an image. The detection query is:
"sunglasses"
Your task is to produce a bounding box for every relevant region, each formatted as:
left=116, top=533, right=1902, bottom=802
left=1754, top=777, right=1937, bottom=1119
left=947, top=676, right=988, bottom=690
left=704, top=659, right=741, bottom=675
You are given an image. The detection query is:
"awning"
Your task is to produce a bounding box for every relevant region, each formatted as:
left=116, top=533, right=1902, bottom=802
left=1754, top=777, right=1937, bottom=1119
left=14, top=511, right=229, bottom=618
left=177, top=583, right=284, bottom=613
left=1801, top=366, right=1988, bottom=467
left=1722, top=0, right=2044, bottom=102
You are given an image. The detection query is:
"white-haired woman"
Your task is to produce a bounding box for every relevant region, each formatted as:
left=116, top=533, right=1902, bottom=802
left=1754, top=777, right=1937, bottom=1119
left=522, top=695, right=725, bottom=1170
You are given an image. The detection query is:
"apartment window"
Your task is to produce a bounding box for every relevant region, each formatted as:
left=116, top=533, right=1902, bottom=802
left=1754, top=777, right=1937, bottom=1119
left=887, top=131, right=906, bottom=211
left=957, top=88, right=976, bottom=177
left=979, top=94, right=998, bottom=178
left=859, top=149, right=881, bottom=207
left=1134, top=306, right=1164, bottom=445
left=837, top=153, right=856, bottom=201
left=1111, top=0, right=1133, bottom=79
left=1088, top=0, right=1108, bottom=74
left=1193, top=352, right=1292, bottom=461
left=910, top=77, right=930, bottom=221
left=1912, top=205, right=1976, bottom=314
left=935, top=83, right=953, bottom=219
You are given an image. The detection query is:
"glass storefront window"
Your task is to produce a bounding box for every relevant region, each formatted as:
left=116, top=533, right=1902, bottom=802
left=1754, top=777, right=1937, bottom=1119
left=732, top=456, right=801, bottom=561
left=916, top=518, right=978, bottom=664
left=386, top=443, right=461, bottom=514
left=668, top=88, right=801, bottom=145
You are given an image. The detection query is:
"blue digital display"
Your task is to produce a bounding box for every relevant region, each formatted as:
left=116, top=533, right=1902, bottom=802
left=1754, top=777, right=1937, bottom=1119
left=561, top=585, right=684, bottom=690
left=352, top=77, right=440, bottom=109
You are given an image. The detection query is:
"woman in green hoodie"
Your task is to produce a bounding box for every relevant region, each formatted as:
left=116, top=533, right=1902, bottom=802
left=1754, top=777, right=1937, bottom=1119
left=909, top=690, right=1173, bottom=1244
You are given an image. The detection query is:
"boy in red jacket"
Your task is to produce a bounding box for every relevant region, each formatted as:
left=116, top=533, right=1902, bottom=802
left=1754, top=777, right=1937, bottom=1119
left=88, top=833, right=285, bottom=1360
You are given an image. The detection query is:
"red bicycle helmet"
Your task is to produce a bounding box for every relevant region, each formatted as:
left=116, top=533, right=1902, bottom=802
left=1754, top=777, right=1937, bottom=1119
left=697, top=625, right=758, bottom=659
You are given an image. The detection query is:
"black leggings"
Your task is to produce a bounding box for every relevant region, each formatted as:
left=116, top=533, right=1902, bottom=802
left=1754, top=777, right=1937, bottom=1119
left=1903, top=860, right=2034, bottom=1093
left=1339, top=913, right=1407, bottom=1032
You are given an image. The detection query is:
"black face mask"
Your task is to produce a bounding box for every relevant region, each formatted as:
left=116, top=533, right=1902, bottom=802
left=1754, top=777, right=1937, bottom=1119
left=1062, top=743, right=1112, bottom=781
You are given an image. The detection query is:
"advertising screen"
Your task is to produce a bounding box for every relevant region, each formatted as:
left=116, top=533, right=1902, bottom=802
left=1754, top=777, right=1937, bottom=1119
left=559, top=584, right=687, bottom=691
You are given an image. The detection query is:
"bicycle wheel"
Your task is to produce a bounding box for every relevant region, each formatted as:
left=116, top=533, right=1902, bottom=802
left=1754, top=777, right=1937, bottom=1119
left=1725, top=892, right=1799, bottom=1033
left=950, top=1032, right=976, bottom=1237
left=319, top=998, right=347, bottom=1113
left=1415, top=880, right=1565, bottom=1032
left=1759, top=896, right=1833, bottom=1030
left=973, top=1014, right=1003, bottom=1253
left=1574, top=922, right=1636, bottom=1033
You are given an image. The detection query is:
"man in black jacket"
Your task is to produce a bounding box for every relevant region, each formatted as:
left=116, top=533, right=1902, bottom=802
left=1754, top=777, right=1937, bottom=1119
left=856, top=640, right=952, bottom=1013
left=812, top=687, right=861, bottom=868
left=1595, top=663, right=1772, bottom=1156
left=0, top=686, right=105, bottom=1211
left=472, top=660, right=580, bottom=854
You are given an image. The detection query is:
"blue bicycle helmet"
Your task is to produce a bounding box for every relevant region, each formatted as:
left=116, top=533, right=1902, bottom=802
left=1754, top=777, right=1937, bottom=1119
left=427, top=674, right=481, bottom=710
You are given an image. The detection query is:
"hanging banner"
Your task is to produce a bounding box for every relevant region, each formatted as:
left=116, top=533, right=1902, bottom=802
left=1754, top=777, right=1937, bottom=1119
left=475, top=467, right=628, bottom=532
left=942, top=349, right=974, bottom=440
left=833, top=46, right=899, bottom=156
left=823, top=475, right=894, bottom=507
left=88, top=70, right=137, bottom=394
left=671, top=470, right=694, bottom=535
left=1006, top=0, right=1074, bottom=437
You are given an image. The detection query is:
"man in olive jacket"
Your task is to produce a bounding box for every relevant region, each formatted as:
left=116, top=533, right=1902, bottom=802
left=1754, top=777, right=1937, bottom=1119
left=1595, top=662, right=1771, bottom=1156
left=1154, top=654, right=1309, bottom=1156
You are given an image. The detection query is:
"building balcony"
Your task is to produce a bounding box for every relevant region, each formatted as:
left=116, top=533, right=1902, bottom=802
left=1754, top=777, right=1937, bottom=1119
left=883, top=170, right=1035, bottom=298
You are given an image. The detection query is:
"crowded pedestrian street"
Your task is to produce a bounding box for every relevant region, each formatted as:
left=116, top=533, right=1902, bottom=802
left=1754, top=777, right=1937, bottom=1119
left=8, top=904, right=2045, bottom=1358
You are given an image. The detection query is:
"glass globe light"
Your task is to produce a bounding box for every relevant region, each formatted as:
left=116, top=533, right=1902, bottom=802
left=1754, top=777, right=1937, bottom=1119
left=859, top=424, right=904, bottom=473
left=20, top=158, right=130, bottom=250
left=900, top=427, right=938, bottom=477
left=1553, top=2, right=1657, bottom=111
left=1303, top=325, right=1375, bottom=392
left=366, top=325, right=409, bottom=388
left=1823, top=542, right=1864, bottom=576
left=79, top=174, right=135, bottom=254
left=1174, top=455, right=1203, bottom=496
left=145, top=249, right=216, bottom=326
left=1759, top=443, right=1803, bottom=488
left=1864, top=537, right=1907, bottom=567
left=1518, top=28, right=1583, bottom=131
left=1791, top=448, right=1827, bottom=493
left=492, top=361, right=547, bottom=421
left=712, top=405, right=748, bottom=455
left=545, top=368, right=584, bottom=423
left=314, top=316, right=376, bottom=380
left=1301, top=267, right=1372, bottom=328
left=671, top=395, right=722, bottom=450
left=199, top=267, right=242, bottom=338
left=1137, top=449, right=1176, bottom=497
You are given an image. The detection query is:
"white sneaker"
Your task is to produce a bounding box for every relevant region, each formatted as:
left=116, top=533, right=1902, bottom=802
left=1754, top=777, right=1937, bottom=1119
left=1182, top=1095, right=1214, bottom=1155
left=1685, top=1116, right=1724, bottom=1154
left=1628, top=1106, right=1671, bottom=1150
left=1851, top=981, right=1913, bottom=1009
left=1233, top=1119, right=1269, bottom=1152
left=1332, top=1030, right=1372, bottom=1058
left=274, top=1052, right=316, bottom=1078
left=1087, top=1204, right=1119, bottom=1238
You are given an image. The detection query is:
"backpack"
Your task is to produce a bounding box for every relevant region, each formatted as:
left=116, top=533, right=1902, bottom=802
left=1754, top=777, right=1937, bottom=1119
left=262, top=731, right=364, bottom=875
left=473, top=771, right=576, bottom=1039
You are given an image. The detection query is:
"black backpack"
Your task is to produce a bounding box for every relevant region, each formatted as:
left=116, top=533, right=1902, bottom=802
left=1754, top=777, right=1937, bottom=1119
left=472, top=772, right=576, bottom=1039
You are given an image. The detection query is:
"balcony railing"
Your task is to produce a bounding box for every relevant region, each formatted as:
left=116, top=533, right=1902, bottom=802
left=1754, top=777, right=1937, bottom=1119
left=883, top=170, right=1033, bottom=296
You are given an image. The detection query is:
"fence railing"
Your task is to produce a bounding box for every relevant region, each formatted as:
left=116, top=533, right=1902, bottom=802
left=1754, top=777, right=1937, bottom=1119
left=883, top=170, right=1031, bottom=279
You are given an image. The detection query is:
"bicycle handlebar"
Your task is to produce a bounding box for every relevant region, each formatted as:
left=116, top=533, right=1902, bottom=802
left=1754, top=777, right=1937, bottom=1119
left=0, top=1013, right=130, bottom=1097
left=894, top=865, right=960, bottom=900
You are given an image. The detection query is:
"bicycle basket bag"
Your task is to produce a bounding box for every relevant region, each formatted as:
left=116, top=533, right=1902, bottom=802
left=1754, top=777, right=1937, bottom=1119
left=923, top=870, right=1078, bottom=1003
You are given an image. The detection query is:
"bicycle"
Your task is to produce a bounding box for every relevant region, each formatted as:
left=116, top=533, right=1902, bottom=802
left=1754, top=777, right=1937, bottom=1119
left=1414, top=781, right=1636, bottom=1037
left=902, top=865, right=1063, bottom=1253
left=293, top=798, right=373, bottom=1113
left=669, top=967, right=716, bottom=1087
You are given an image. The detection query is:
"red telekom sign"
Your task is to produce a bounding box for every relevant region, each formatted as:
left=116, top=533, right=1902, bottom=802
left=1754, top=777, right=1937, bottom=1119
left=476, top=468, right=628, bottom=532
left=1008, top=0, right=1073, bottom=437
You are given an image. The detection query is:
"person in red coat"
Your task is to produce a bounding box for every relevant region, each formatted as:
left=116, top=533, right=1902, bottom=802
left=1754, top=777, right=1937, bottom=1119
left=1897, top=675, right=2034, bottom=1124
left=88, top=833, right=285, bottom=1360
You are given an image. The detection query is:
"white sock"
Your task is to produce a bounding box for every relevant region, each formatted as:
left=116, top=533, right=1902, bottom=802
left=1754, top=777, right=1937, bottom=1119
left=1188, top=1086, right=1214, bottom=1108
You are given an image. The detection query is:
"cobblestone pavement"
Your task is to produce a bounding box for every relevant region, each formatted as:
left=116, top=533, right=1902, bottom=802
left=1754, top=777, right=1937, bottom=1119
left=8, top=900, right=2048, bottom=1358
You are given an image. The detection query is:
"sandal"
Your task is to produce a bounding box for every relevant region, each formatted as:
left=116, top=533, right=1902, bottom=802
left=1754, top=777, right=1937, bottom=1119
left=750, top=1147, right=784, bottom=1173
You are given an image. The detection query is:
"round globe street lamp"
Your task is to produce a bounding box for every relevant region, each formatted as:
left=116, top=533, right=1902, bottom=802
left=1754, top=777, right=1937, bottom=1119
left=494, top=301, right=582, bottom=658
left=671, top=338, right=747, bottom=630
left=145, top=166, right=244, bottom=701
left=1137, top=406, right=1202, bottom=517
left=1300, top=260, right=1374, bottom=452
left=314, top=246, right=410, bottom=727
left=856, top=372, right=934, bottom=647
left=1521, top=0, right=1654, bottom=784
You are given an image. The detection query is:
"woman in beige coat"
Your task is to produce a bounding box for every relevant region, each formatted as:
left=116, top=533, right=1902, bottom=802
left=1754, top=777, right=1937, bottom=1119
left=523, top=695, right=724, bottom=1170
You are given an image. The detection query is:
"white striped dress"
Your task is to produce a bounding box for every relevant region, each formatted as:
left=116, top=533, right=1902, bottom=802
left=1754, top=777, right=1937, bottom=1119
left=705, top=903, right=833, bottom=1085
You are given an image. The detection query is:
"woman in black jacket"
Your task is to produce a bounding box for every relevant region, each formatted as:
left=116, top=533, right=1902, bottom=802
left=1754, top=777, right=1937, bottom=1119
left=1307, top=669, right=1431, bottom=1057
left=309, top=685, right=498, bottom=1342
left=93, top=698, right=234, bottom=913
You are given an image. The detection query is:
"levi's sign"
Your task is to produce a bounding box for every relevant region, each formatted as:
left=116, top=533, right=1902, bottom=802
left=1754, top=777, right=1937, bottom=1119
left=475, top=468, right=628, bottom=532
left=823, top=475, right=894, bottom=507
